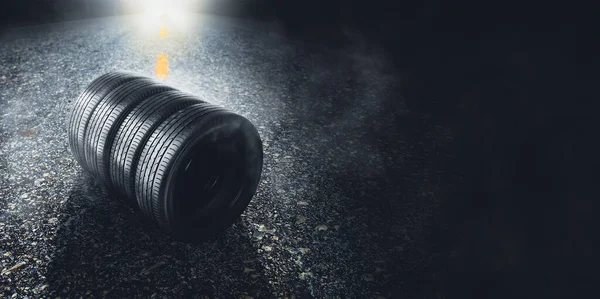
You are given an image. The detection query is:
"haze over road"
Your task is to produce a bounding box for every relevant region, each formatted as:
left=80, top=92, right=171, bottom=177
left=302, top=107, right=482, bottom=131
left=0, top=13, right=452, bottom=298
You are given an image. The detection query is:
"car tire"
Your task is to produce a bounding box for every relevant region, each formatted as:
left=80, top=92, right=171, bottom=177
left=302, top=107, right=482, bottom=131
left=69, top=72, right=143, bottom=170
left=135, top=103, right=263, bottom=241
left=110, top=90, right=201, bottom=205
left=84, top=79, right=175, bottom=188
left=68, top=72, right=264, bottom=242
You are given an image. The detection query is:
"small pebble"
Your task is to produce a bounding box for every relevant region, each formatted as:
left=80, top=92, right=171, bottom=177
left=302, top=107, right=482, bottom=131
left=362, top=273, right=375, bottom=281
left=9, top=261, right=26, bottom=271
left=257, top=224, right=275, bottom=234
left=299, top=272, right=312, bottom=280
left=315, top=224, right=328, bottom=231
left=295, top=215, right=306, bottom=224
left=253, top=231, right=265, bottom=240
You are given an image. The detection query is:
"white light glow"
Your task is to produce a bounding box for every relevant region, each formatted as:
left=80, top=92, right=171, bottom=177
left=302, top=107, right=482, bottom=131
left=120, top=0, right=204, bottom=34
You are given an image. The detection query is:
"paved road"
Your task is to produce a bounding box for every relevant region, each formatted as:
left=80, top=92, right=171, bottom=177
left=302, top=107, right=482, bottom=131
left=0, top=14, right=454, bottom=298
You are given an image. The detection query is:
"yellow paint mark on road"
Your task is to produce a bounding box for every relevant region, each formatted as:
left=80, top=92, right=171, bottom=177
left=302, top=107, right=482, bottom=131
left=155, top=53, right=169, bottom=79
left=159, top=26, right=168, bottom=38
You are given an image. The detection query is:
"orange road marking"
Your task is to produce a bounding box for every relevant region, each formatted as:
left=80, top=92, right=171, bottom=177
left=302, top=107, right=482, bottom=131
left=155, top=53, right=169, bottom=79
left=159, top=26, right=168, bottom=38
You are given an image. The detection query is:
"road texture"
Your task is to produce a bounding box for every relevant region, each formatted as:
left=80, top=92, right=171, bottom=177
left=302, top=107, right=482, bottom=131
left=0, top=14, right=456, bottom=298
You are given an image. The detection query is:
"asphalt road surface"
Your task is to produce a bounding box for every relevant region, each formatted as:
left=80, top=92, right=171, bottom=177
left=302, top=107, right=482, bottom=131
left=0, top=14, right=456, bottom=298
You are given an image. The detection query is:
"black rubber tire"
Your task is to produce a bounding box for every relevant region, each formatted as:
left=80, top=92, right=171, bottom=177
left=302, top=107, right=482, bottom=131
left=109, top=90, right=201, bottom=205
left=136, top=103, right=225, bottom=220
left=135, top=103, right=263, bottom=241
left=83, top=78, right=152, bottom=178
left=68, top=72, right=123, bottom=167
left=69, top=72, right=143, bottom=171
left=84, top=79, right=176, bottom=188
left=69, top=72, right=264, bottom=242
left=69, top=72, right=138, bottom=168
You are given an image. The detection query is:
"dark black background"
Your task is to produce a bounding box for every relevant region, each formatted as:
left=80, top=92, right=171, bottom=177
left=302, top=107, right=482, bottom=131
left=1, top=0, right=589, bottom=297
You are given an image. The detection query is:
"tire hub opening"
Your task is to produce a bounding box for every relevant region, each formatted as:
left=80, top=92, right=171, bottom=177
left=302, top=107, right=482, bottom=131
left=174, top=135, right=245, bottom=227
